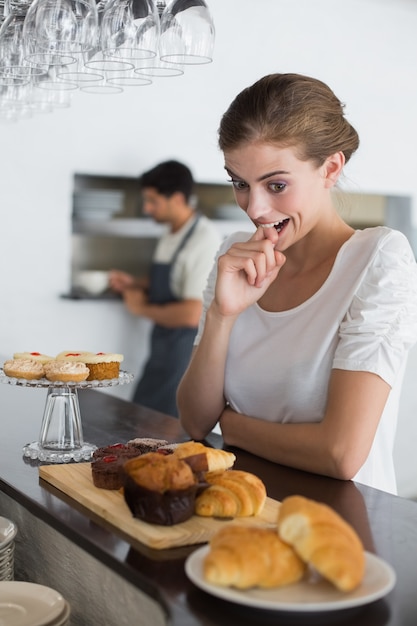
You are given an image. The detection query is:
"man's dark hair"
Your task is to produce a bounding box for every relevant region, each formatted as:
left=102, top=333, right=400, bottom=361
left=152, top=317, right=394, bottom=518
left=140, top=160, right=194, bottom=202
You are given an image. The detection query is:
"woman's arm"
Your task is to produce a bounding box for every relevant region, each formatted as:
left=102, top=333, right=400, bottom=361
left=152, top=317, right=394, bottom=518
left=219, top=368, right=391, bottom=480
left=178, top=227, right=286, bottom=437
left=177, top=303, right=236, bottom=437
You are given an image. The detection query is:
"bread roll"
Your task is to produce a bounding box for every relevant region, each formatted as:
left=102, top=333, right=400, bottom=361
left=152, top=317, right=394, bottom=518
left=195, top=469, right=266, bottom=517
left=173, top=441, right=236, bottom=472
left=277, top=495, right=365, bottom=592
left=203, top=525, right=306, bottom=589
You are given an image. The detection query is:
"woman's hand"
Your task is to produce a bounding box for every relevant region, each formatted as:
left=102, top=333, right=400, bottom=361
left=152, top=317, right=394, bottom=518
left=214, top=226, right=286, bottom=317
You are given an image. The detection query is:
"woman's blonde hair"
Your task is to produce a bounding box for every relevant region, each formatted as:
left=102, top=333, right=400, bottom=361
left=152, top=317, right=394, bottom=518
left=218, top=73, right=359, bottom=166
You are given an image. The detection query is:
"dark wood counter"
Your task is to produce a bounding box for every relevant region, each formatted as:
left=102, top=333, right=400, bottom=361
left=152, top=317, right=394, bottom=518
left=1, top=385, right=416, bottom=626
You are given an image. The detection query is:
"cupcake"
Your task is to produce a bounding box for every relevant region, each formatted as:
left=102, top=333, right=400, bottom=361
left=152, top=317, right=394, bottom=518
left=3, top=358, right=45, bottom=380
left=44, top=360, right=90, bottom=383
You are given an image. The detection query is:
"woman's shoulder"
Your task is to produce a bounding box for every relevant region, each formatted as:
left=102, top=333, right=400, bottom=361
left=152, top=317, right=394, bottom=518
left=352, top=226, right=413, bottom=252
left=341, top=226, right=415, bottom=269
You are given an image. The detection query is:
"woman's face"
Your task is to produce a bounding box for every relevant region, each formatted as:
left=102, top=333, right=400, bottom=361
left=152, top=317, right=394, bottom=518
left=224, top=142, right=339, bottom=251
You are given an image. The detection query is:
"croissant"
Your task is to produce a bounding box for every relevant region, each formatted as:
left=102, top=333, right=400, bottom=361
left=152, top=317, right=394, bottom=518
left=195, top=469, right=266, bottom=517
left=203, top=525, right=306, bottom=589
left=173, top=441, right=236, bottom=473
left=277, top=495, right=365, bottom=592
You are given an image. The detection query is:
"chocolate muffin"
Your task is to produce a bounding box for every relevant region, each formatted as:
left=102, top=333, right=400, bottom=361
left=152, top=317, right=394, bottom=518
left=123, top=452, right=199, bottom=525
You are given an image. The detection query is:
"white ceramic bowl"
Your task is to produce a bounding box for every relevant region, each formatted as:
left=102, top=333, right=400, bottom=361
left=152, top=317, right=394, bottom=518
left=73, top=271, right=109, bottom=295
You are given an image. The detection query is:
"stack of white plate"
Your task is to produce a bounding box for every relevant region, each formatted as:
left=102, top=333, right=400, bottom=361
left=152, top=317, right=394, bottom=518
left=0, top=517, right=17, bottom=581
left=73, top=189, right=125, bottom=220
left=0, top=582, right=71, bottom=625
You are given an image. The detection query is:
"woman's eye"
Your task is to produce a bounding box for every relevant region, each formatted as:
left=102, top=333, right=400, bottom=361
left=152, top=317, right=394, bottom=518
left=269, top=182, right=286, bottom=192
left=229, top=179, right=248, bottom=191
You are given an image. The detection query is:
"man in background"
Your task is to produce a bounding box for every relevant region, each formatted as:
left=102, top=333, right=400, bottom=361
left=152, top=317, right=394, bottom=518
left=109, top=160, right=221, bottom=417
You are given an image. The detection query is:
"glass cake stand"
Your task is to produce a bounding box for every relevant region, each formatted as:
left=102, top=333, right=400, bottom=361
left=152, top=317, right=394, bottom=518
left=0, top=369, right=133, bottom=463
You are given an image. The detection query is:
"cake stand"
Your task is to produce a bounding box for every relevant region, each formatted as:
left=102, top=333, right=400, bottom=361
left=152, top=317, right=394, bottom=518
left=0, top=370, right=133, bottom=463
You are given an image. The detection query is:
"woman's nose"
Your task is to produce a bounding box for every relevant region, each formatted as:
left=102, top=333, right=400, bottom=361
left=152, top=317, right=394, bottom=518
left=245, top=192, right=267, bottom=221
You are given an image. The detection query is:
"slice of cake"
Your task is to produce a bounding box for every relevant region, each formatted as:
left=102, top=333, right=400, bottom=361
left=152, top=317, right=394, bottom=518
left=82, top=352, right=123, bottom=380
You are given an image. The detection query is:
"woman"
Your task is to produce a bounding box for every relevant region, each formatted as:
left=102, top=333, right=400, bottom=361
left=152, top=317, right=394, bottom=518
left=177, top=73, right=417, bottom=494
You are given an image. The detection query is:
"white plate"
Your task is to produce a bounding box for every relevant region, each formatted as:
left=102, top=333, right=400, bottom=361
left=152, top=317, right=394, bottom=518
left=0, top=582, right=66, bottom=626
left=185, top=547, right=396, bottom=613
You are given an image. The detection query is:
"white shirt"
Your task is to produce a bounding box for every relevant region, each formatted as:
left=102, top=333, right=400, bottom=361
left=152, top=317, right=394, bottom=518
left=196, top=226, right=417, bottom=493
left=153, top=214, right=221, bottom=300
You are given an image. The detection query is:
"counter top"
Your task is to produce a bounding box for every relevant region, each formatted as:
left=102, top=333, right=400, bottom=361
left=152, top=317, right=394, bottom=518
left=0, top=385, right=416, bottom=625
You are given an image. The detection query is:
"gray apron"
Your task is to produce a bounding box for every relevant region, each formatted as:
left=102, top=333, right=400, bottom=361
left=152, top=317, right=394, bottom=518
left=133, top=215, right=200, bottom=417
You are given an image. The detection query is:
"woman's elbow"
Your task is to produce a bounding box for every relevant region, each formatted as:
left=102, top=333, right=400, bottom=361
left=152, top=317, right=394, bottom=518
left=327, top=445, right=367, bottom=481
left=179, top=413, right=208, bottom=441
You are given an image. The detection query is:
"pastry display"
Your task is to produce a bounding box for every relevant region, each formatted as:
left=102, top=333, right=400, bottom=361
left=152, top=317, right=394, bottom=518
left=277, top=495, right=365, bottom=592
left=44, top=361, right=90, bottom=383
left=3, top=358, right=45, bottom=380
left=194, top=469, right=266, bottom=518
left=123, top=452, right=200, bottom=525
left=3, top=349, right=125, bottom=382
left=13, top=351, right=54, bottom=364
left=203, top=525, right=306, bottom=589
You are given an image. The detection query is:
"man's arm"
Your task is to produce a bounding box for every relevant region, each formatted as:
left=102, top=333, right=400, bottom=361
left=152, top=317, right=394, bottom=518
left=123, top=288, right=202, bottom=328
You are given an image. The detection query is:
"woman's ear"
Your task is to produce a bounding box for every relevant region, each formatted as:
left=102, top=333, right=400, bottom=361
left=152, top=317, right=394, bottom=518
left=323, top=151, right=345, bottom=188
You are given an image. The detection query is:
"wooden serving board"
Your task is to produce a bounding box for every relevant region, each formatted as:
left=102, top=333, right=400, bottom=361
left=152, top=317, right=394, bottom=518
left=39, top=463, right=281, bottom=551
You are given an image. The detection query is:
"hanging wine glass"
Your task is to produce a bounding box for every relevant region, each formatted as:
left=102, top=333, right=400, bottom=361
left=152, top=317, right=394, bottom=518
left=99, top=0, right=159, bottom=66
left=23, top=0, right=98, bottom=68
left=159, top=0, right=214, bottom=65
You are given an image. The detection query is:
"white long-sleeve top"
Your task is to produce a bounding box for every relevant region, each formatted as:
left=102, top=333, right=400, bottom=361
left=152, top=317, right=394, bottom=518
left=195, top=226, right=417, bottom=493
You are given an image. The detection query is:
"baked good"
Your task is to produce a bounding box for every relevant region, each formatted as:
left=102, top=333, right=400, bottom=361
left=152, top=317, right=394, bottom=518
left=277, top=495, right=365, bottom=592
left=13, top=352, right=54, bottom=364
left=44, top=360, right=90, bottom=383
left=127, top=438, right=169, bottom=454
left=194, top=469, right=266, bottom=518
left=82, top=352, right=123, bottom=380
left=123, top=452, right=199, bottom=525
left=91, top=441, right=172, bottom=489
left=57, top=351, right=123, bottom=381
left=203, top=525, right=306, bottom=589
left=172, top=441, right=236, bottom=473
left=56, top=351, right=93, bottom=362
left=91, top=455, right=128, bottom=490
left=92, top=442, right=142, bottom=461
left=3, top=358, right=45, bottom=380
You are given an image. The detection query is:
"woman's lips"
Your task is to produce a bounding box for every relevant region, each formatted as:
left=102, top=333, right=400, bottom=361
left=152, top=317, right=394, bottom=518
left=259, top=218, right=290, bottom=232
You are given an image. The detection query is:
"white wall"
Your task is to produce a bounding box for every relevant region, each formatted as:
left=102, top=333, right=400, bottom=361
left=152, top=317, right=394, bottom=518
left=1, top=0, right=417, bottom=497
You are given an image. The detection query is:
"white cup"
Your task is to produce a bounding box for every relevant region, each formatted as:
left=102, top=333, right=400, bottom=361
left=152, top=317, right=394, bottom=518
left=73, top=270, right=109, bottom=295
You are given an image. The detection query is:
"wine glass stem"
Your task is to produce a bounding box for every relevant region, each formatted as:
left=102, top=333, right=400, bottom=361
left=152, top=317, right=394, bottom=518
left=39, top=387, right=84, bottom=451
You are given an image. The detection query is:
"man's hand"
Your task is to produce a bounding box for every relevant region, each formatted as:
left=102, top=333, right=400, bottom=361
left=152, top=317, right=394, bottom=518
left=123, top=287, right=148, bottom=316
left=108, top=270, right=137, bottom=293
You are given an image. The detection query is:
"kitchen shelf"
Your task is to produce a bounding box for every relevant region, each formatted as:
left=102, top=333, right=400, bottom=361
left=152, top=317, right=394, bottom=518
left=73, top=218, right=167, bottom=238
